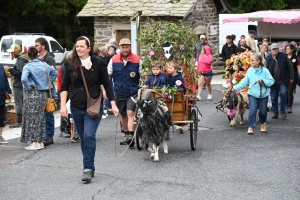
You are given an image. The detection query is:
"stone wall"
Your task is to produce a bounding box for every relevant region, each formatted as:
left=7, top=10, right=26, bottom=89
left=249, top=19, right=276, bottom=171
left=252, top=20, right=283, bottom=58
left=185, top=0, right=220, bottom=65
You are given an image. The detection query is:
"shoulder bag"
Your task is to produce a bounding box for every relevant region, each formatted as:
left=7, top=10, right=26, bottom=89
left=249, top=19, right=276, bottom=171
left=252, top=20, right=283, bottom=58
left=80, top=66, right=102, bottom=118
left=43, top=62, right=57, bottom=112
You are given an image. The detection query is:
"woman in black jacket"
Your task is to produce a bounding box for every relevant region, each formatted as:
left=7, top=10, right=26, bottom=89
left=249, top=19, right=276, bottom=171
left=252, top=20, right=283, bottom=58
left=60, top=36, right=118, bottom=183
left=0, top=64, right=12, bottom=144
left=285, top=44, right=300, bottom=113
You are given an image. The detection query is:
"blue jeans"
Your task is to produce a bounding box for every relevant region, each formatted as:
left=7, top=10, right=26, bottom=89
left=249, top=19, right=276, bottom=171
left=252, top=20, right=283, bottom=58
left=248, top=95, right=268, bottom=129
left=270, top=84, right=288, bottom=114
left=46, top=87, right=56, bottom=139
left=70, top=104, right=103, bottom=171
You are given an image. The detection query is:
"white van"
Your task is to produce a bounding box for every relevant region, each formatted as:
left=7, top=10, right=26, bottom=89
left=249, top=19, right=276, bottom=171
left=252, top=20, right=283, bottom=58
left=219, top=14, right=258, bottom=55
left=0, top=34, right=65, bottom=67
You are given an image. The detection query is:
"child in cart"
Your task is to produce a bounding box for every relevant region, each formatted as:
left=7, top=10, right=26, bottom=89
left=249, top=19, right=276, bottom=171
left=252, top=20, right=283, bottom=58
left=144, top=61, right=167, bottom=88
left=166, top=60, right=186, bottom=133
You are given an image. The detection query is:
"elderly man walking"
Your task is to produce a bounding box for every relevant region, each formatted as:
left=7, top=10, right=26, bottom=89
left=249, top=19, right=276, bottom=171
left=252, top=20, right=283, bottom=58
left=265, top=43, right=294, bottom=119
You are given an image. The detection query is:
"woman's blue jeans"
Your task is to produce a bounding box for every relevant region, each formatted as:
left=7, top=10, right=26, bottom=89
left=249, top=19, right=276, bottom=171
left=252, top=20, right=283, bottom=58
left=248, top=95, right=268, bottom=129
left=70, top=104, right=103, bottom=171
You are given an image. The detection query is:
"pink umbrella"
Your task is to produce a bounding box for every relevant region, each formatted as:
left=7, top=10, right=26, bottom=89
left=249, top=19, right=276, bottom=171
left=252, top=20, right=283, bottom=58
left=223, top=10, right=300, bottom=24
left=263, top=10, right=300, bottom=24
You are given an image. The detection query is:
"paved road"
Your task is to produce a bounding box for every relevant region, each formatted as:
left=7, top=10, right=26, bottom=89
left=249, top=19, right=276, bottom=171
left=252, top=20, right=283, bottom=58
left=1, top=75, right=300, bottom=200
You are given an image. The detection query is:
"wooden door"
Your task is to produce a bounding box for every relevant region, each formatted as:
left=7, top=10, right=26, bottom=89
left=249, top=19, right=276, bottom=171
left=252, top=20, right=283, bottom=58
left=117, top=30, right=131, bottom=44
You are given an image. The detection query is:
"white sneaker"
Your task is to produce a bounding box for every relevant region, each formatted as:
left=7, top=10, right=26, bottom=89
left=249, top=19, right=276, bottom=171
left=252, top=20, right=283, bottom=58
left=207, top=94, right=212, bottom=100
left=25, top=143, right=41, bottom=150
left=0, top=136, right=8, bottom=144
left=40, top=143, right=44, bottom=149
left=196, top=95, right=201, bottom=100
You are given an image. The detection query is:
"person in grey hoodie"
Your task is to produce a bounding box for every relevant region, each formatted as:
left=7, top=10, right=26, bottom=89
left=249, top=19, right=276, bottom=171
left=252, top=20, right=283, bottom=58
left=4, top=44, right=29, bottom=128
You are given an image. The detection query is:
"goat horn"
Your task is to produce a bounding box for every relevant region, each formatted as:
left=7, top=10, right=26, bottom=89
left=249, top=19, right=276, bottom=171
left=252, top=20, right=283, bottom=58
left=146, top=89, right=164, bottom=98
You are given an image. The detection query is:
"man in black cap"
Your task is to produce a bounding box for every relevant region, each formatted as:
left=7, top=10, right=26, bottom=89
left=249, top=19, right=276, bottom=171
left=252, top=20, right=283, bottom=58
left=221, top=35, right=237, bottom=83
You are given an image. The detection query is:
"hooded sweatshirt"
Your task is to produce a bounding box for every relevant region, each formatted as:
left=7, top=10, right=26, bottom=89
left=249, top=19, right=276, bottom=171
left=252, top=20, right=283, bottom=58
left=8, top=53, right=29, bottom=88
left=197, top=46, right=213, bottom=74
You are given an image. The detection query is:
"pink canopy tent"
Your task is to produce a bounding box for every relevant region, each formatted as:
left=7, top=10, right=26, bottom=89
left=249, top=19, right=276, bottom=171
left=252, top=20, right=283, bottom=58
left=223, top=10, right=300, bottom=24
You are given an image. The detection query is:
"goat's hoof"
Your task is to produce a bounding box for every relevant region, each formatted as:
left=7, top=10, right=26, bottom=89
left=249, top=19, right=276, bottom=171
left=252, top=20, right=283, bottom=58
left=150, top=153, right=155, bottom=158
left=164, top=150, right=168, bottom=154
left=240, top=122, right=244, bottom=125
left=154, top=158, right=159, bottom=162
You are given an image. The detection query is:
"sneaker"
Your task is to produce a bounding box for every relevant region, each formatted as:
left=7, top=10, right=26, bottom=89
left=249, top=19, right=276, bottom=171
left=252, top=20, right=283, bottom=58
left=287, top=107, right=292, bottom=113
left=42, top=138, right=54, bottom=146
left=71, top=137, right=80, bottom=143
left=59, top=131, right=71, bottom=138
left=120, top=134, right=129, bottom=145
left=9, top=122, right=22, bottom=128
left=25, top=143, right=41, bottom=150
left=196, top=95, right=201, bottom=100
left=281, top=112, right=287, bottom=119
left=207, top=94, right=212, bottom=100
left=247, top=127, right=253, bottom=134
left=40, top=143, right=44, bottom=149
left=260, top=123, right=266, bottom=132
left=0, top=136, right=8, bottom=144
left=82, top=170, right=94, bottom=182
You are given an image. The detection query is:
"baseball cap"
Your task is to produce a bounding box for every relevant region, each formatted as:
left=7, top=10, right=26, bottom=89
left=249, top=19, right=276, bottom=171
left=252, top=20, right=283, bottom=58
left=6, top=44, right=21, bottom=53
left=119, top=38, right=131, bottom=45
left=270, top=43, right=279, bottom=50
left=200, top=35, right=206, bottom=39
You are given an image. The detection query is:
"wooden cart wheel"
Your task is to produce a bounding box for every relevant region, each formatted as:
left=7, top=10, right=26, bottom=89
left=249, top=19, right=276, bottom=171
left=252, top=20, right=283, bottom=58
left=190, top=109, right=198, bottom=150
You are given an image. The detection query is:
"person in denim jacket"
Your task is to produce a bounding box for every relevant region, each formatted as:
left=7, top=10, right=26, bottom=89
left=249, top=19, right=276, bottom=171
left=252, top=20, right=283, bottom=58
left=20, top=46, right=58, bottom=150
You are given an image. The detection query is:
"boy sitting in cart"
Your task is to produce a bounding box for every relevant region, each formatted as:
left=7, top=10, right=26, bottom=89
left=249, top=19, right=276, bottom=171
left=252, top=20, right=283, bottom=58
left=144, top=61, right=167, bottom=88
left=166, top=60, right=186, bottom=133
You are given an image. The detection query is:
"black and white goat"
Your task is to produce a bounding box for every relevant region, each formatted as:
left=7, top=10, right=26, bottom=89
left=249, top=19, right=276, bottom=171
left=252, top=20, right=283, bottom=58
left=132, top=89, right=172, bottom=162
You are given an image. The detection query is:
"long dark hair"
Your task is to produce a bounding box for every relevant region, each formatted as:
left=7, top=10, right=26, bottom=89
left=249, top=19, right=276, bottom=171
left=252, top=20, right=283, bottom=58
left=285, top=44, right=296, bottom=55
left=69, top=36, right=94, bottom=78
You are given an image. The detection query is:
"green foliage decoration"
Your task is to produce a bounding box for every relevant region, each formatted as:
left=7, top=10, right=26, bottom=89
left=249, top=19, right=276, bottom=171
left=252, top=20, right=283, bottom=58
left=138, top=18, right=198, bottom=87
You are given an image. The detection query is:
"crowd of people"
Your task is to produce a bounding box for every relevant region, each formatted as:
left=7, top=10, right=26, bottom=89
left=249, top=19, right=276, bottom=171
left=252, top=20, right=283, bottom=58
left=0, top=33, right=300, bottom=182
left=221, top=31, right=300, bottom=134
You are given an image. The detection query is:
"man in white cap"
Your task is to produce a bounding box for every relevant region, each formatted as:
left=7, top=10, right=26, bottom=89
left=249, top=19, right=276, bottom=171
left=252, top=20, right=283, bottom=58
left=265, top=43, right=294, bottom=119
left=107, top=38, right=145, bottom=147
left=4, top=44, right=29, bottom=128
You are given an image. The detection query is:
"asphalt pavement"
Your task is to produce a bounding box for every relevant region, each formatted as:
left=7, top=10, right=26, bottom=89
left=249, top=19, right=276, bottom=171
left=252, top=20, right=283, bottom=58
left=1, top=75, right=300, bottom=200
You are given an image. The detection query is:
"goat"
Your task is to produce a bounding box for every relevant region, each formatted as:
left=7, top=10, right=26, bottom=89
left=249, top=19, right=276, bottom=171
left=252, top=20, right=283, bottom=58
left=217, top=88, right=248, bottom=127
left=133, top=89, right=172, bottom=162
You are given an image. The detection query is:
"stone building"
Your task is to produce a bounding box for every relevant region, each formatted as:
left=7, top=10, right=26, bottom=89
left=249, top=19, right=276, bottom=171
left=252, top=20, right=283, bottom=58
left=78, top=0, right=231, bottom=63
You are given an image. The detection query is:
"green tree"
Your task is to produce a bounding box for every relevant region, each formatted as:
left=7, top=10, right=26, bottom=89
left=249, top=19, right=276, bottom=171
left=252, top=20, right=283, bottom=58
left=227, top=0, right=300, bottom=13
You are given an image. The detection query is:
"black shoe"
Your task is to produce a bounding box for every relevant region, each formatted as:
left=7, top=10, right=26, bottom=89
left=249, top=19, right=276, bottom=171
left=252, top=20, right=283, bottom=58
left=120, top=134, right=129, bottom=145
left=272, top=114, right=278, bottom=119
left=281, top=112, right=287, bottom=119
left=42, top=138, right=54, bottom=146
left=127, top=135, right=135, bottom=147
left=82, top=171, right=94, bottom=182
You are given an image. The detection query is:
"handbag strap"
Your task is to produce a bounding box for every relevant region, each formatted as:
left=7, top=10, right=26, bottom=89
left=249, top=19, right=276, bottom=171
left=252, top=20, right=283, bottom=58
left=42, top=62, right=52, bottom=98
left=80, top=66, right=91, bottom=98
